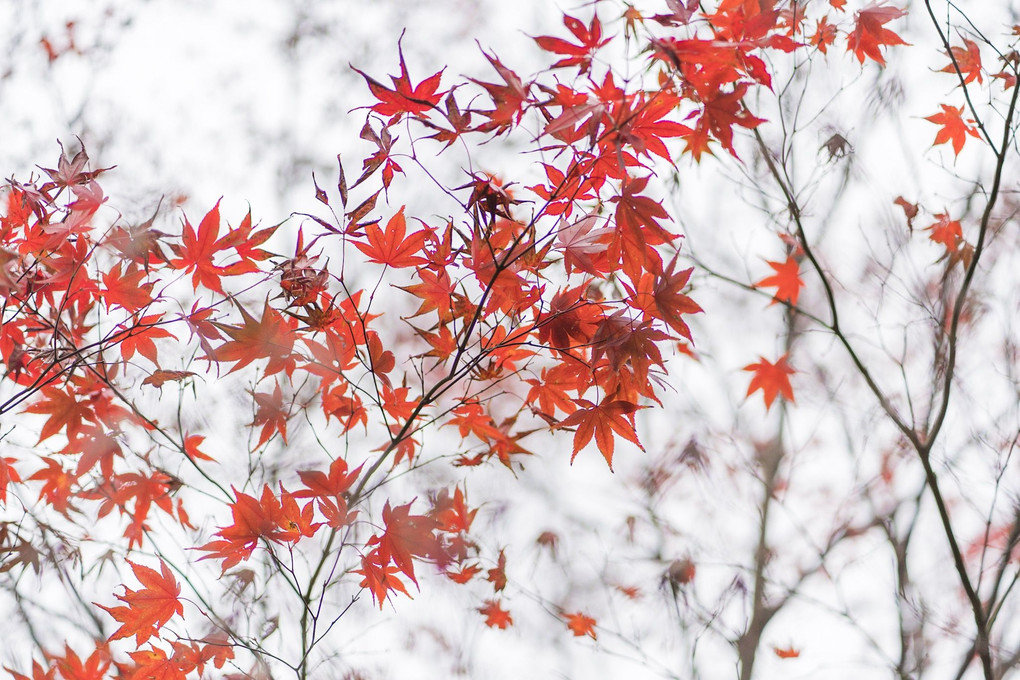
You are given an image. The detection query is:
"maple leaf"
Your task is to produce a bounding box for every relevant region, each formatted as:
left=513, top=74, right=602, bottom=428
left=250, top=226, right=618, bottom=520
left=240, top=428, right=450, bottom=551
left=170, top=199, right=229, bottom=293
left=564, top=611, right=597, bottom=639
left=533, top=14, right=610, bottom=74
left=101, top=263, right=153, bottom=312
left=399, top=267, right=455, bottom=320
left=557, top=398, right=645, bottom=470
left=126, top=647, right=182, bottom=680
left=744, top=354, right=795, bottom=409
left=774, top=645, right=801, bottom=659
left=28, top=459, right=76, bottom=514
left=0, top=456, right=21, bottom=504
left=926, top=213, right=963, bottom=252
left=556, top=213, right=612, bottom=275
left=686, top=82, right=765, bottom=161
left=141, top=369, right=197, bottom=389
left=478, top=600, right=513, bottom=629
left=24, top=386, right=93, bottom=442
left=196, top=486, right=287, bottom=572
left=295, top=457, right=361, bottom=503
left=925, top=104, right=981, bottom=155
left=249, top=382, right=289, bottom=449
left=52, top=645, right=110, bottom=680
left=355, top=550, right=411, bottom=608
left=847, top=3, right=909, bottom=66
left=468, top=50, right=531, bottom=133
left=433, top=486, right=477, bottom=534
left=894, top=196, right=918, bottom=228
left=209, top=300, right=297, bottom=376
left=811, top=16, right=837, bottom=53
left=755, top=256, right=803, bottom=305
left=183, top=434, right=215, bottom=462
left=353, top=207, right=430, bottom=268
left=368, top=501, right=440, bottom=585
left=114, top=315, right=174, bottom=365
left=486, top=549, right=508, bottom=592
left=353, top=40, right=444, bottom=120
left=940, top=37, right=983, bottom=85
left=96, top=560, right=183, bottom=646
left=629, top=255, right=703, bottom=341
left=4, top=660, right=54, bottom=680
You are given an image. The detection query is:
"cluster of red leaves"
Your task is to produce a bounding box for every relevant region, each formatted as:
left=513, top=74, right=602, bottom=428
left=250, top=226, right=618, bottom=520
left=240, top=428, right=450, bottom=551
left=0, top=0, right=924, bottom=674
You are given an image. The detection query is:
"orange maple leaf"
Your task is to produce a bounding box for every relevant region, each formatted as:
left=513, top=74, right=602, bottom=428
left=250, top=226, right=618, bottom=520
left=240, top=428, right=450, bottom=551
left=926, top=213, right=963, bottom=252
left=196, top=486, right=287, bottom=572
left=355, top=550, right=411, bottom=608
left=478, top=600, right=513, bottom=629
left=367, top=501, right=440, bottom=585
left=564, top=611, right=597, bottom=639
left=774, top=645, right=801, bottom=659
left=939, top=37, right=983, bottom=85
left=744, top=354, right=795, bottom=409
left=0, top=457, right=21, bottom=504
left=755, top=256, right=803, bottom=305
left=925, top=104, right=981, bottom=155
left=847, top=3, right=908, bottom=66
left=96, top=560, right=183, bottom=646
left=23, top=386, right=93, bottom=442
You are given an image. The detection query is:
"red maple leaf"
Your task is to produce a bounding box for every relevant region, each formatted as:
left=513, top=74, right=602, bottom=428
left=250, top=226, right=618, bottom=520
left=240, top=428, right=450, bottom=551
left=399, top=267, right=456, bottom=320
left=96, top=560, right=183, bottom=646
left=627, top=255, right=703, bottom=341
left=744, top=354, right=795, bottom=409
left=755, top=256, right=803, bottom=305
left=478, top=600, right=513, bottom=629
left=468, top=51, right=531, bottom=133
left=209, top=301, right=297, bottom=376
left=28, top=459, right=76, bottom=514
left=556, top=214, right=612, bottom=276
left=684, top=82, right=765, bottom=161
left=533, top=14, right=610, bottom=74
left=126, top=648, right=181, bottom=680
left=847, top=3, right=909, bottom=66
left=249, top=382, right=289, bottom=449
left=486, top=549, right=508, bottom=592
left=353, top=41, right=444, bottom=119
left=353, top=207, right=430, bottom=268
left=564, top=611, right=597, bottom=639
left=170, top=199, right=229, bottom=293
left=557, top=398, right=645, bottom=470
left=894, top=196, right=918, bottom=228
left=925, top=104, right=981, bottom=155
